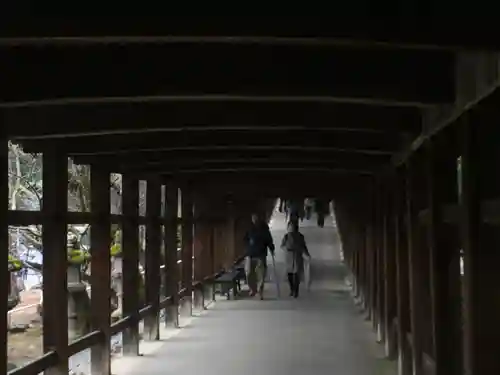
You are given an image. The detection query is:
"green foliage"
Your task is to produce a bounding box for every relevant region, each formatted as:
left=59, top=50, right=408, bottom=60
left=8, top=255, right=23, bottom=272
left=67, top=244, right=122, bottom=265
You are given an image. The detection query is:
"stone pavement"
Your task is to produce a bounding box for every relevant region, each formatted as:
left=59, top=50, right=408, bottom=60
left=113, top=211, right=396, bottom=375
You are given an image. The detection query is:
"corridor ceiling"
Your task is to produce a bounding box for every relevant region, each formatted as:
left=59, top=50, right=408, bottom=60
left=1, top=18, right=461, bottom=198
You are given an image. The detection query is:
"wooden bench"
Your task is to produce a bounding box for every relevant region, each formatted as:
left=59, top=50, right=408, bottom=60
left=234, top=266, right=246, bottom=287
left=213, top=269, right=241, bottom=300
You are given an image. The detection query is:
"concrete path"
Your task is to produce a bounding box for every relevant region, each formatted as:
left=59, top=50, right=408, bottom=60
left=118, top=210, right=396, bottom=375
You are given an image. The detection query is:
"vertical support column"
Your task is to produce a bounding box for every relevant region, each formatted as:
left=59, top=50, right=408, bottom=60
left=90, top=166, right=111, bottom=375
left=395, top=168, right=412, bottom=375
left=353, top=198, right=367, bottom=308
left=42, top=150, right=69, bottom=375
left=180, top=184, right=193, bottom=317
left=383, top=174, right=397, bottom=359
left=192, top=214, right=211, bottom=310
left=209, top=222, right=217, bottom=301
left=426, top=137, right=463, bottom=375
left=353, top=217, right=361, bottom=299
left=368, top=182, right=377, bottom=325
left=376, top=178, right=385, bottom=342
left=121, top=175, right=139, bottom=356
left=226, top=202, right=236, bottom=264
left=213, top=220, right=226, bottom=273
left=234, top=216, right=247, bottom=261
left=164, top=182, right=179, bottom=328
left=363, top=209, right=371, bottom=314
left=461, top=115, right=500, bottom=375
left=406, top=156, right=423, bottom=375
left=1, top=128, right=7, bottom=374
left=144, top=178, right=161, bottom=341
left=355, top=218, right=365, bottom=304
left=365, top=216, right=373, bottom=319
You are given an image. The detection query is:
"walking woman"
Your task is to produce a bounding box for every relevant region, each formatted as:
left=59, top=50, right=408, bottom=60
left=280, top=222, right=310, bottom=298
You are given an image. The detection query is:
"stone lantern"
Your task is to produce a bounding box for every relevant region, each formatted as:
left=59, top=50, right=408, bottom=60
left=67, top=238, right=91, bottom=341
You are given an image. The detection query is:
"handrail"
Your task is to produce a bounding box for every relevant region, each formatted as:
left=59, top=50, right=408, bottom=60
left=110, top=315, right=133, bottom=336
left=8, top=255, right=245, bottom=375
left=7, top=351, right=58, bottom=375
left=67, top=330, right=105, bottom=357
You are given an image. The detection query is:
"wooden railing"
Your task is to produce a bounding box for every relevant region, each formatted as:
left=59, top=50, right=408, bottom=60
left=8, top=263, right=236, bottom=375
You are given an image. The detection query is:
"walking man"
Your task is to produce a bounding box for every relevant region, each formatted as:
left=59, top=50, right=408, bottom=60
left=244, top=213, right=275, bottom=300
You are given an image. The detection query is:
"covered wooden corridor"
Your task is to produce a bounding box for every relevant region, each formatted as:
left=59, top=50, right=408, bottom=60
left=2, top=19, right=500, bottom=375
left=111, top=212, right=395, bottom=375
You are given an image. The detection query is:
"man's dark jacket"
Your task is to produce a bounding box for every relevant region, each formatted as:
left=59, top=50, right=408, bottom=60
left=244, top=222, right=274, bottom=258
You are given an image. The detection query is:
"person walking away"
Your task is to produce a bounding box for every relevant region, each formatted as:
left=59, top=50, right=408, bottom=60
left=280, top=222, right=310, bottom=298
left=244, top=213, right=275, bottom=299
left=304, top=198, right=313, bottom=220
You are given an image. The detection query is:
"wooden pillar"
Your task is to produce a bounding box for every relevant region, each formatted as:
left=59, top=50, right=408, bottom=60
left=461, top=115, right=500, bottom=375
left=356, top=219, right=365, bottom=303
left=42, top=150, right=69, bottom=375
left=366, top=218, right=374, bottom=319
left=376, top=179, right=385, bottom=342
left=90, top=166, right=111, bottom=375
left=213, top=221, right=226, bottom=272
left=383, top=175, right=397, bottom=359
left=193, top=221, right=204, bottom=282
left=193, top=218, right=211, bottom=282
left=226, top=202, right=236, bottom=264
left=406, top=156, right=424, bottom=375
left=121, top=175, right=139, bottom=356
left=144, top=178, right=161, bottom=340
left=1, top=131, right=8, bottom=374
left=395, top=168, right=412, bottom=375
left=368, top=184, right=377, bottom=325
left=353, top=217, right=361, bottom=298
left=180, top=185, right=193, bottom=316
left=233, top=217, right=243, bottom=261
left=209, top=222, right=217, bottom=301
left=355, top=202, right=367, bottom=308
left=426, top=136, right=463, bottom=375
left=164, top=182, right=179, bottom=328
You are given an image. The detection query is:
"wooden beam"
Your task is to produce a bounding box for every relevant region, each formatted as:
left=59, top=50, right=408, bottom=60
left=164, top=182, right=179, bottom=328
left=163, top=167, right=374, bottom=176
left=21, top=130, right=400, bottom=155
left=0, top=125, right=7, bottom=374
left=375, top=178, right=385, bottom=341
left=394, top=168, right=412, bottom=375
left=121, top=175, right=140, bottom=356
left=461, top=112, right=500, bottom=374
left=1, top=44, right=454, bottom=105
left=2, top=18, right=499, bottom=50
left=382, top=175, right=397, bottom=359
left=42, top=150, right=69, bottom=375
left=405, top=156, right=424, bottom=375
left=393, top=52, right=500, bottom=167
left=7, top=102, right=421, bottom=139
left=111, top=158, right=387, bottom=175
left=180, top=184, right=194, bottom=317
left=426, top=137, right=463, bottom=375
left=144, top=178, right=162, bottom=341
left=89, top=166, right=112, bottom=375
left=73, top=151, right=391, bottom=170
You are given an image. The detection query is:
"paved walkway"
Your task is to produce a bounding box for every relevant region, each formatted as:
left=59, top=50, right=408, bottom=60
left=117, top=211, right=396, bottom=375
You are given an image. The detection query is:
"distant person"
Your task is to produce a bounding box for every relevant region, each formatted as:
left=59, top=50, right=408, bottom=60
left=278, top=198, right=285, bottom=213
left=314, top=199, right=328, bottom=228
left=280, top=221, right=310, bottom=298
left=287, top=199, right=304, bottom=223
left=243, top=213, right=275, bottom=299
left=304, top=198, right=314, bottom=219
